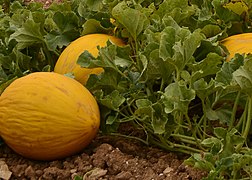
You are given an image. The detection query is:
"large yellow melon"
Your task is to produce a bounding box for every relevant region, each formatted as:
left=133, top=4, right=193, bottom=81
left=0, top=72, right=100, bottom=160
left=54, top=34, right=125, bottom=85
left=221, top=33, right=252, bottom=61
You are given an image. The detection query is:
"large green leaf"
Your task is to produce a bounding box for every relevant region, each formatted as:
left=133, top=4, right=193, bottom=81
left=99, top=90, right=125, bottom=111
left=112, top=2, right=149, bottom=40
left=215, top=54, right=244, bottom=86
left=190, top=52, right=223, bottom=84
left=9, top=18, right=45, bottom=49
left=45, top=11, right=80, bottom=50
left=233, top=58, right=252, bottom=96
left=161, top=82, right=195, bottom=114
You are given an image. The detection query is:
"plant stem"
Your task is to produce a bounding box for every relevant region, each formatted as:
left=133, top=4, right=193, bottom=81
left=185, top=113, right=192, bottom=129
left=193, top=115, right=203, bottom=140
left=237, top=97, right=252, bottom=151
left=172, top=143, right=202, bottom=153
left=152, top=135, right=201, bottom=154
left=242, top=97, right=252, bottom=138
left=228, top=91, right=241, bottom=131
left=171, top=134, right=198, bottom=145
left=171, top=133, right=198, bottom=141
left=235, top=99, right=248, bottom=130
left=201, top=99, right=207, bottom=140
left=174, top=111, right=182, bottom=134
left=42, top=43, right=54, bottom=68
left=160, top=78, right=165, bottom=92
left=109, top=132, right=149, bottom=145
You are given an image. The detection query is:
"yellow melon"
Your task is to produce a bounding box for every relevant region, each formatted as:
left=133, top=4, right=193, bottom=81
left=0, top=72, right=100, bottom=160
left=54, top=34, right=125, bottom=85
left=221, top=33, right=252, bottom=61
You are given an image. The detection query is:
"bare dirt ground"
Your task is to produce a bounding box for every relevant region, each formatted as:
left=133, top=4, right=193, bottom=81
left=0, top=135, right=207, bottom=180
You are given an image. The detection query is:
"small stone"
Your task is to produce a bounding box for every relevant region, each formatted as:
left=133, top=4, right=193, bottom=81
left=0, top=161, right=12, bottom=180
left=35, top=169, right=43, bottom=176
left=84, top=168, right=107, bottom=179
left=115, top=171, right=132, bottom=180
left=24, top=165, right=36, bottom=178
left=70, top=169, right=77, bottom=173
left=163, top=167, right=174, bottom=175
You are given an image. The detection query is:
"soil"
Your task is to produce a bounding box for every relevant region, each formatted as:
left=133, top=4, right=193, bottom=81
left=0, top=135, right=207, bottom=180
left=0, top=1, right=207, bottom=179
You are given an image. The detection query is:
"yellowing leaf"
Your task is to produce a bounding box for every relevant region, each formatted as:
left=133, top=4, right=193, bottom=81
left=224, top=1, right=248, bottom=15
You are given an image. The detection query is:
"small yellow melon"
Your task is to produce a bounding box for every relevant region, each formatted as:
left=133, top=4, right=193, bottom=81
left=54, top=34, right=125, bottom=85
left=221, top=33, right=252, bottom=61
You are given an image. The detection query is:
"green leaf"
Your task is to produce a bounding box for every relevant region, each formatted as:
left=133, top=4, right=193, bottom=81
left=78, top=43, right=132, bottom=86
left=224, top=1, right=248, bottom=16
left=86, top=70, right=120, bottom=92
left=214, top=127, right=227, bottom=139
left=152, top=102, right=169, bottom=134
left=45, top=11, right=80, bottom=50
left=190, top=53, right=223, bottom=83
left=161, top=27, right=205, bottom=72
left=0, top=65, right=7, bottom=82
left=201, top=24, right=222, bottom=38
left=0, top=48, right=32, bottom=73
left=201, top=137, right=222, bottom=155
left=84, top=0, right=103, bottom=11
left=47, top=1, right=72, bottom=11
left=212, top=0, right=241, bottom=23
left=135, top=99, right=168, bottom=134
left=159, top=27, right=176, bottom=60
left=106, top=112, right=118, bottom=125
left=77, top=50, right=96, bottom=68
left=194, top=39, right=224, bottom=62
left=198, top=0, right=213, bottom=21
left=183, top=29, right=205, bottom=64
left=52, top=11, right=79, bottom=31
left=42, top=65, right=51, bottom=72
left=215, top=55, right=244, bottom=86
left=135, top=99, right=153, bottom=119
left=73, top=175, right=83, bottom=180
left=136, top=98, right=152, bottom=107
left=144, top=48, right=174, bottom=83
left=9, top=18, right=45, bottom=49
left=193, top=78, right=217, bottom=101
left=218, top=156, right=234, bottom=168
left=45, top=32, right=72, bottom=50
left=233, top=58, right=252, bottom=96
left=162, top=15, right=180, bottom=30
left=161, top=82, right=195, bottom=114
left=155, top=0, right=190, bottom=18
left=185, top=153, right=215, bottom=171
left=82, top=19, right=112, bottom=35
left=99, top=90, right=125, bottom=111
left=112, top=2, right=149, bottom=40
left=152, top=114, right=168, bottom=134
left=13, top=48, right=32, bottom=70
